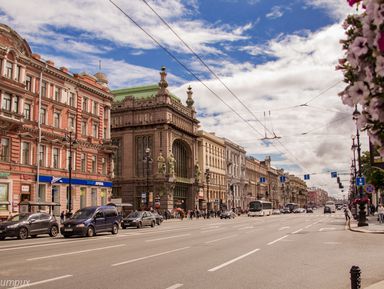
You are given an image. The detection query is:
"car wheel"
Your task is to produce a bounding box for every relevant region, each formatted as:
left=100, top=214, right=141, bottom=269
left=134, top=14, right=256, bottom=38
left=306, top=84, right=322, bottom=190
left=151, top=221, right=155, bottom=228
left=111, top=224, right=118, bottom=235
left=49, top=225, right=59, bottom=237
left=136, top=222, right=142, bottom=229
left=18, top=227, right=28, bottom=240
left=86, top=226, right=95, bottom=237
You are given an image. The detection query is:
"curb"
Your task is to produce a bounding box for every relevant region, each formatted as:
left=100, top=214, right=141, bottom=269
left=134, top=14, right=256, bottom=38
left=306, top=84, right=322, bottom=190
left=364, top=280, right=384, bottom=289
left=346, top=220, right=384, bottom=234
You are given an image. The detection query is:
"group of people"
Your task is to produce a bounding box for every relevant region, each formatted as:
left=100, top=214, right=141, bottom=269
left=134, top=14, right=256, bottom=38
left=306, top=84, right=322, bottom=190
left=344, top=203, right=384, bottom=223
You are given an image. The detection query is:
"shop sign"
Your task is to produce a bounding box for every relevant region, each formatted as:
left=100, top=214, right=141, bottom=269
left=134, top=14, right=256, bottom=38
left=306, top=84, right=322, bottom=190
left=21, top=185, right=30, bottom=192
left=0, top=172, right=10, bottom=179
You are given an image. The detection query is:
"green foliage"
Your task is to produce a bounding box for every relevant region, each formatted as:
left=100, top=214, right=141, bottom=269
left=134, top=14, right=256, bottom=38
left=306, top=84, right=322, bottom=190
left=361, top=151, right=384, bottom=190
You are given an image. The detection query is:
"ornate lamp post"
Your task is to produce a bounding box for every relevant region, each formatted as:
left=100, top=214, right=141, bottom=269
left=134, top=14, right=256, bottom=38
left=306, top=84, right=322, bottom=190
left=351, top=135, right=358, bottom=199
left=205, top=168, right=210, bottom=213
left=63, top=130, right=78, bottom=214
left=353, top=106, right=368, bottom=227
left=144, top=148, right=153, bottom=209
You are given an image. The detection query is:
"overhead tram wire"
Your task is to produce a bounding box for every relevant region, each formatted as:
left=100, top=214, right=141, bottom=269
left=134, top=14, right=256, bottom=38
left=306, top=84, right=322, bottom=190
left=138, top=0, right=311, bottom=172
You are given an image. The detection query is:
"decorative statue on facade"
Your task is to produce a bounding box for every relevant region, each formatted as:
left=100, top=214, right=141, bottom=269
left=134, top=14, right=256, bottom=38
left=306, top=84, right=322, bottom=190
left=157, top=151, right=166, bottom=175
left=167, top=151, right=176, bottom=177
left=194, top=162, right=201, bottom=182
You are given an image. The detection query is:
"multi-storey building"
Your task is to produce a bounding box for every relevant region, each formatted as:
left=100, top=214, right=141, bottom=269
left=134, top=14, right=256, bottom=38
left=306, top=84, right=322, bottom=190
left=224, top=138, right=246, bottom=210
left=110, top=67, right=200, bottom=212
left=0, top=24, right=114, bottom=219
left=197, top=130, right=226, bottom=211
left=288, top=174, right=308, bottom=207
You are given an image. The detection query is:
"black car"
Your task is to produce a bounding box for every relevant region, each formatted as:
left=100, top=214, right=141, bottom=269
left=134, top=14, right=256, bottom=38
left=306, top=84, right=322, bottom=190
left=220, top=210, right=236, bottom=219
left=0, top=212, right=59, bottom=240
left=60, top=206, right=120, bottom=238
left=121, top=211, right=156, bottom=229
left=152, top=212, right=164, bottom=225
left=306, top=207, right=314, bottom=213
left=324, top=206, right=332, bottom=214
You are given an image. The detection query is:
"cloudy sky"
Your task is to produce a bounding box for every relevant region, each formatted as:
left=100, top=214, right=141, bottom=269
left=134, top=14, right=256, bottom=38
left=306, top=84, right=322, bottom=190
left=0, top=0, right=365, bottom=199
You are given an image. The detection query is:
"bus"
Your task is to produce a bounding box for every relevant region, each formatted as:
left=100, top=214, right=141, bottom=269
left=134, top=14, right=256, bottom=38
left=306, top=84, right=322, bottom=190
left=325, top=201, right=336, bottom=213
left=285, top=203, right=299, bottom=213
left=248, top=200, right=273, bottom=217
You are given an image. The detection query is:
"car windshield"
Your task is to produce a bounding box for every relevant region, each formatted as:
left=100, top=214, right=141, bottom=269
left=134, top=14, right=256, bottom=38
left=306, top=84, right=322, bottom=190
left=128, top=211, right=142, bottom=218
left=71, top=208, right=95, bottom=220
left=9, top=214, right=29, bottom=222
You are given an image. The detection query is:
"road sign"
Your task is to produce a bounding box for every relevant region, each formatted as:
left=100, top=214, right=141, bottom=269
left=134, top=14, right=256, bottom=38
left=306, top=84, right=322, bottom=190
left=304, top=174, right=310, bottom=180
left=365, top=184, right=375, bottom=193
left=356, top=177, right=365, bottom=186
left=331, top=172, right=337, bottom=178
left=260, top=177, right=266, bottom=183
left=279, top=176, right=286, bottom=183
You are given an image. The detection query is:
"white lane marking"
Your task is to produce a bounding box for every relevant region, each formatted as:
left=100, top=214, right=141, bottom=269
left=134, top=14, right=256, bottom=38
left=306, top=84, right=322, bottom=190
left=7, top=275, right=72, bottom=289
left=324, top=242, right=341, bottom=245
left=267, top=235, right=288, bottom=245
left=205, top=234, right=237, bottom=244
left=208, top=248, right=260, bottom=272
left=238, top=226, right=254, bottom=230
left=111, top=247, right=190, bottom=267
left=292, top=228, right=303, bottom=234
left=200, top=228, right=225, bottom=234
left=319, top=227, right=336, bottom=232
left=27, top=244, right=125, bottom=261
left=146, top=234, right=191, bottom=242
left=165, top=284, right=183, bottom=289
left=0, top=238, right=99, bottom=252
left=305, top=225, right=312, bottom=229
left=279, top=226, right=290, bottom=231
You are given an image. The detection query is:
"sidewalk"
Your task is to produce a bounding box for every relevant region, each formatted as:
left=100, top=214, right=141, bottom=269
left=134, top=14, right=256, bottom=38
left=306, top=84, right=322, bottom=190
left=348, top=214, right=384, bottom=234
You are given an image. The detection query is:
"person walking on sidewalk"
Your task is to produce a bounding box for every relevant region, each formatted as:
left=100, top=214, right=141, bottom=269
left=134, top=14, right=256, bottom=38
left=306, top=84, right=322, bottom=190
left=378, top=204, right=384, bottom=224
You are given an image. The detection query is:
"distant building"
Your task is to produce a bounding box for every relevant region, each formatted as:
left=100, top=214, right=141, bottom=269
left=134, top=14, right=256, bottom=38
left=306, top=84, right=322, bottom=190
left=110, top=67, right=200, bottom=212
left=0, top=24, right=114, bottom=219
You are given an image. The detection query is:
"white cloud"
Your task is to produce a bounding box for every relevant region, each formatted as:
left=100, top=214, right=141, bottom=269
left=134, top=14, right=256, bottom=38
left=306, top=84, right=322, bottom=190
left=266, top=6, right=284, bottom=19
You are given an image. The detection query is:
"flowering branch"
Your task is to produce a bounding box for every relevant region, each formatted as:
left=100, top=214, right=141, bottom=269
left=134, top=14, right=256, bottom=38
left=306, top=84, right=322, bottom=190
left=338, top=0, right=384, bottom=156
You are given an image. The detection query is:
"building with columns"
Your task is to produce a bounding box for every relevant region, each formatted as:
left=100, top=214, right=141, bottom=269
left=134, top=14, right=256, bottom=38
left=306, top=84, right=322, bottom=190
left=197, top=130, right=226, bottom=211
left=110, top=67, right=200, bottom=212
left=0, top=24, right=114, bottom=219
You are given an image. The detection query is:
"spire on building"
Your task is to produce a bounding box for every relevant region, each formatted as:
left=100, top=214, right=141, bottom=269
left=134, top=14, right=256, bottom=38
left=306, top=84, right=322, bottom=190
left=186, top=85, right=194, bottom=108
left=157, top=66, right=169, bottom=96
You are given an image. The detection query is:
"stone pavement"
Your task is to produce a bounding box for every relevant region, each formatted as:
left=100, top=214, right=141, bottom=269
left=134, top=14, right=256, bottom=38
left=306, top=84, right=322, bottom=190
left=348, top=214, right=384, bottom=234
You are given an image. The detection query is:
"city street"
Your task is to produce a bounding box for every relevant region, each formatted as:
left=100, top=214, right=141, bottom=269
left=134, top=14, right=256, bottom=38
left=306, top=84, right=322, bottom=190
left=0, top=211, right=383, bottom=289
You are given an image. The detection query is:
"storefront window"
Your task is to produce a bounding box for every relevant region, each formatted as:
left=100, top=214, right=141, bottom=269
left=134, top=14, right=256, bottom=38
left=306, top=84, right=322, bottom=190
left=100, top=189, right=107, bottom=205
left=80, top=187, right=86, bottom=208
left=91, top=188, right=97, bottom=206
left=0, top=183, right=9, bottom=210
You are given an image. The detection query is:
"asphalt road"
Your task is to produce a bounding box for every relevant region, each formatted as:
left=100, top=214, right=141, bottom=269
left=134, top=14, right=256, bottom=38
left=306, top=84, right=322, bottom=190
left=0, top=211, right=383, bottom=289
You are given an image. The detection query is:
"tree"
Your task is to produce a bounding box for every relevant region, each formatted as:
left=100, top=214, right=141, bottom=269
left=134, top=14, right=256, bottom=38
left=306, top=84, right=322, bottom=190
left=361, top=151, right=384, bottom=192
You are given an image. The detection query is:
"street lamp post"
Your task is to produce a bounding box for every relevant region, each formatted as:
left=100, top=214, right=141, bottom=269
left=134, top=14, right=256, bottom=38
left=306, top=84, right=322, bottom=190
left=144, top=148, right=153, bottom=209
left=353, top=106, right=368, bottom=227
left=63, top=130, right=78, bottom=214
left=205, top=168, right=210, bottom=214
left=351, top=135, right=358, bottom=199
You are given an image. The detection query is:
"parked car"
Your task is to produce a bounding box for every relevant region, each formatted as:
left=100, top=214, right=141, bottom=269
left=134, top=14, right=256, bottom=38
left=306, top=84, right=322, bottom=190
left=60, top=206, right=120, bottom=238
left=121, top=211, right=156, bottom=229
left=0, top=212, right=59, bottom=240
left=306, top=207, right=314, bottom=213
left=324, top=206, right=332, bottom=214
left=293, top=208, right=306, bottom=213
left=272, top=209, right=281, bottom=215
left=152, top=212, right=163, bottom=225
left=220, top=210, right=236, bottom=219
left=281, top=207, right=291, bottom=214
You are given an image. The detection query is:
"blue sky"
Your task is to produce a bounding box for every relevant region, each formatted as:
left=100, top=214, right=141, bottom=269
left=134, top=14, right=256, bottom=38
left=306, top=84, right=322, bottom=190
left=0, top=0, right=364, bottom=198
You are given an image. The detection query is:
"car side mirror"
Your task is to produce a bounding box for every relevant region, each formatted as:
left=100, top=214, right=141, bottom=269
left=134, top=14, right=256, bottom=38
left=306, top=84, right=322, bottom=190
left=29, top=218, right=36, bottom=223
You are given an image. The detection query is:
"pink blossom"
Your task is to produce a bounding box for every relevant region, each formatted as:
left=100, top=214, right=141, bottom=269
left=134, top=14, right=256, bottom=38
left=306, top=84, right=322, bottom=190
left=373, top=3, right=384, bottom=27
left=348, top=0, right=362, bottom=7
left=351, top=36, right=368, bottom=57
left=347, top=81, right=370, bottom=105
left=368, top=97, right=384, bottom=121
left=375, top=55, right=384, bottom=77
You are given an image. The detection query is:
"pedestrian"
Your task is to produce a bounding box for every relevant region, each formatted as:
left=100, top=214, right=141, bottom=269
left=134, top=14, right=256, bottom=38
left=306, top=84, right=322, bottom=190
left=60, top=211, right=65, bottom=222
left=378, top=204, right=384, bottom=223
left=370, top=204, right=376, bottom=216
left=344, top=207, right=351, bottom=222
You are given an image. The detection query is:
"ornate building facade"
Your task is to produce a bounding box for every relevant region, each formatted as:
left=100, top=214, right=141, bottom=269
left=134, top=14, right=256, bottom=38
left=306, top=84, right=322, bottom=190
left=111, top=68, right=200, bottom=212
left=0, top=24, right=114, bottom=219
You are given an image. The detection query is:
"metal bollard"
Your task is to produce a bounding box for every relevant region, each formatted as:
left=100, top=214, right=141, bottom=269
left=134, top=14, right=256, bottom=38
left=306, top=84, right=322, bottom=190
left=350, top=265, right=361, bottom=289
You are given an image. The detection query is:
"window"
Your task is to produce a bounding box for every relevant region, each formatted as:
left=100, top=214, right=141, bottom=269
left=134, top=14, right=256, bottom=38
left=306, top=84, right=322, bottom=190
left=54, top=87, right=61, bottom=102
left=40, top=107, right=46, bottom=125
left=135, top=136, right=152, bottom=177
left=0, top=138, right=10, bottom=161
left=0, top=183, right=9, bottom=211
left=81, top=120, right=87, bottom=135
left=68, top=115, right=75, bottom=131
left=38, top=145, right=46, bottom=167
left=67, top=150, right=75, bottom=171
left=102, top=158, right=107, bottom=175
left=38, top=184, right=46, bottom=203
left=5, top=61, right=12, bottom=79
left=53, top=147, right=60, bottom=169
left=93, top=101, right=98, bottom=115
left=41, top=81, right=47, bottom=97
left=12, top=95, right=19, bottom=113
left=24, top=102, right=31, bottom=120
left=80, top=187, right=86, bottom=209
left=91, top=156, right=96, bottom=173
left=21, top=142, right=31, bottom=165
left=69, top=92, right=75, bottom=107
left=91, top=188, right=97, bottom=206
left=81, top=153, right=86, bottom=172
left=1, top=93, right=11, bottom=111
left=53, top=111, right=60, bottom=128
left=25, top=75, right=32, bottom=91
left=15, top=65, right=21, bottom=81
left=82, top=97, right=88, bottom=112
left=101, top=189, right=107, bottom=205
left=92, top=123, right=98, bottom=138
